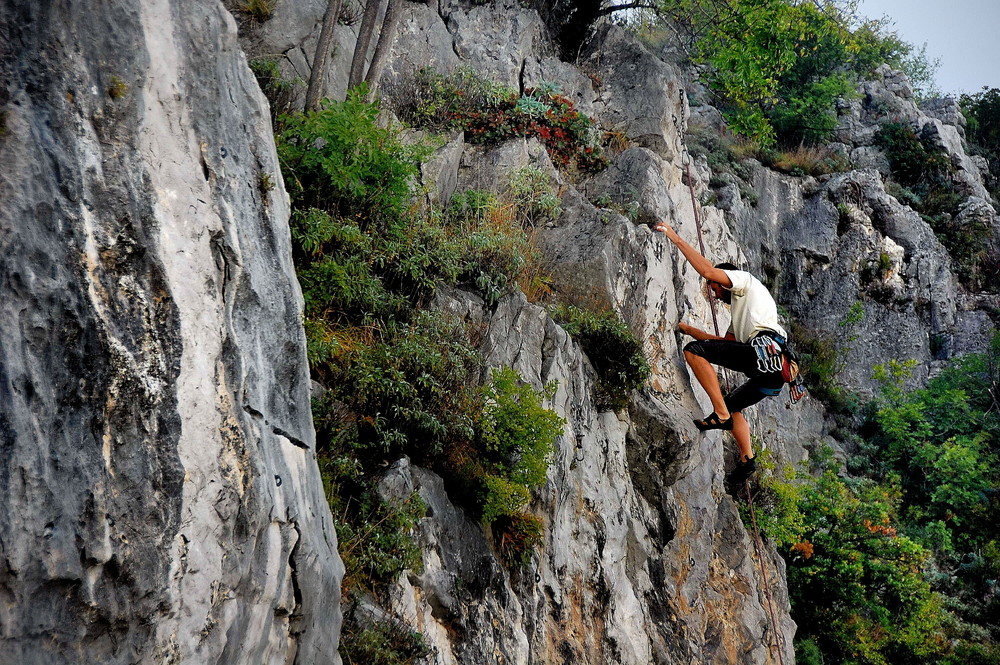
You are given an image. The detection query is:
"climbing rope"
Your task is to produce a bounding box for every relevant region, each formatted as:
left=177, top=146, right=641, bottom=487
left=684, top=155, right=787, bottom=665
left=684, top=160, right=722, bottom=338
left=745, top=481, right=788, bottom=665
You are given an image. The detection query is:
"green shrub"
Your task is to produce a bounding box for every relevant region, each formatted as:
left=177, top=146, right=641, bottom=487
left=738, top=450, right=805, bottom=547
left=549, top=304, right=651, bottom=410
left=477, top=366, right=564, bottom=491
left=494, top=512, right=545, bottom=568
left=794, top=638, right=824, bottom=665
left=787, top=469, right=948, bottom=665
left=249, top=57, right=302, bottom=122
left=961, top=87, right=1000, bottom=199
left=504, top=165, right=562, bottom=227
left=647, top=0, right=925, bottom=146
left=339, top=614, right=430, bottom=665
left=479, top=473, right=532, bottom=524
left=865, top=350, right=1000, bottom=553
left=320, top=452, right=427, bottom=593
left=315, top=312, right=481, bottom=462
left=277, top=91, right=431, bottom=220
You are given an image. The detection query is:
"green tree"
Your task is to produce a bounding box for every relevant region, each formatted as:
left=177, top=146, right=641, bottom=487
left=961, top=87, right=1000, bottom=194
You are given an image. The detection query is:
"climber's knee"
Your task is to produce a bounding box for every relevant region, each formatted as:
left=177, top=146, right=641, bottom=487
left=684, top=340, right=706, bottom=357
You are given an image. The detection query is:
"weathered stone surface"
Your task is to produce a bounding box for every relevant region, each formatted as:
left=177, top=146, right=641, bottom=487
left=583, top=147, right=678, bottom=225
left=921, top=96, right=967, bottom=134
left=0, top=1, right=342, bottom=663
left=729, top=165, right=964, bottom=394
left=583, top=25, right=688, bottom=162
left=383, top=3, right=462, bottom=87
left=381, top=289, right=795, bottom=665
left=447, top=2, right=548, bottom=89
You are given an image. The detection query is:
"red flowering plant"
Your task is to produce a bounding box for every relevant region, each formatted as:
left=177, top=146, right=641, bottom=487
left=389, top=69, right=607, bottom=175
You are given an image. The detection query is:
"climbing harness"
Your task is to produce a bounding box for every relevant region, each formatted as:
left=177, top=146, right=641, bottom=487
left=684, top=156, right=788, bottom=665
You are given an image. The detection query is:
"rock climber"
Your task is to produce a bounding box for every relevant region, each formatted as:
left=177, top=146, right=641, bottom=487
left=653, top=220, right=788, bottom=485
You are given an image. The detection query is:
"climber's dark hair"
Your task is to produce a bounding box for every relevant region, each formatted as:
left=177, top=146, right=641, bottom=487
left=714, top=262, right=739, bottom=271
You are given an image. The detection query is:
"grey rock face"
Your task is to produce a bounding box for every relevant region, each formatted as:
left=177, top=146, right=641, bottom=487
left=0, top=1, right=341, bottom=663
left=730, top=165, right=963, bottom=394
left=583, top=147, right=677, bottom=226
left=382, top=290, right=795, bottom=665
left=583, top=25, right=688, bottom=162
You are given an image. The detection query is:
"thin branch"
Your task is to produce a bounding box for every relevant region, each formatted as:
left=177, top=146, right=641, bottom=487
left=594, top=1, right=658, bottom=17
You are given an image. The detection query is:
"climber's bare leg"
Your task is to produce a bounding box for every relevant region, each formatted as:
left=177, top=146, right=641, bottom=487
left=684, top=350, right=730, bottom=420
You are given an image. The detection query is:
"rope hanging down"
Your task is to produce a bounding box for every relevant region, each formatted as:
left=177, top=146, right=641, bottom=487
left=684, top=161, right=722, bottom=338
left=746, top=482, right=788, bottom=665
left=684, top=157, right=787, bottom=665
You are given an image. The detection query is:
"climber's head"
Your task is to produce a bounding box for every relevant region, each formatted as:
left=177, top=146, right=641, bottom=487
left=707, top=262, right=738, bottom=305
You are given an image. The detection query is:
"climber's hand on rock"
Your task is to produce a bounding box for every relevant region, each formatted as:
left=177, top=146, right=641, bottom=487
left=677, top=322, right=696, bottom=336
left=654, top=221, right=680, bottom=243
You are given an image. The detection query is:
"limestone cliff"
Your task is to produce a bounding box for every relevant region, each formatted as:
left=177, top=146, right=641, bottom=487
left=2, top=0, right=996, bottom=663
left=0, top=2, right=342, bottom=663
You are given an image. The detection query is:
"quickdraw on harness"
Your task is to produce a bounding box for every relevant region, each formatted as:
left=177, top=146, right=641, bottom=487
left=753, top=332, right=807, bottom=406
left=685, top=159, right=789, bottom=665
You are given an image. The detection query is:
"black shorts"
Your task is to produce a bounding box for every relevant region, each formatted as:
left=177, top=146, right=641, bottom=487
left=684, top=334, right=785, bottom=413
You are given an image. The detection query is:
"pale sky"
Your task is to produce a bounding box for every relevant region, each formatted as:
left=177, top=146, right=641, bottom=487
left=858, top=0, right=1000, bottom=96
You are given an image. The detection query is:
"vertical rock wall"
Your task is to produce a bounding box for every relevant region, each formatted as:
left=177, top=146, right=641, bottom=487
left=0, top=2, right=342, bottom=663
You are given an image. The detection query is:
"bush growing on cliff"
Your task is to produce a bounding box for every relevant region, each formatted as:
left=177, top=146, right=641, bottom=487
left=339, top=611, right=430, bottom=665
left=961, top=87, right=1000, bottom=199
left=751, top=338, right=1000, bottom=664
left=786, top=468, right=948, bottom=665
left=875, top=121, right=996, bottom=289
left=249, top=57, right=302, bottom=122
left=279, top=91, right=567, bottom=581
left=549, top=303, right=651, bottom=411
left=278, top=91, right=429, bottom=220
left=389, top=68, right=607, bottom=174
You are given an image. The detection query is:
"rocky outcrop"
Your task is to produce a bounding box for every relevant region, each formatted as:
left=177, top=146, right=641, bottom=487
left=0, top=1, right=342, bottom=663
left=836, top=64, right=993, bottom=201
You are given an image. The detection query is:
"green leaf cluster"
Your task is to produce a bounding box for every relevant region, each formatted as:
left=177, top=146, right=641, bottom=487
left=785, top=469, right=947, bottom=665
left=478, top=367, right=564, bottom=494
left=278, top=92, right=566, bottom=579
left=339, top=612, right=430, bottom=665
left=759, top=336, right=1000, bottom=663
left=650, top=0, right=930, bottom=146
left=865, top=344, right=1000, bottom=555
left=549, top=304, right=651, bottom=411
left=278, top=90, right=430, bottom=220
left=961, top=87, right=1000, bottom=200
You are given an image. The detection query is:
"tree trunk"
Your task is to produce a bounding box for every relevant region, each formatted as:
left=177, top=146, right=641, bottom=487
left=348, top=0, right=385, bottom=90
left=304, top=0, right=346, bottom=111
left=364, top=0, right=404, bottom=100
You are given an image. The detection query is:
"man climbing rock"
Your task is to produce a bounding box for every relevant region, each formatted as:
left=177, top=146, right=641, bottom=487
left=654, top=220, right=788, bottom=485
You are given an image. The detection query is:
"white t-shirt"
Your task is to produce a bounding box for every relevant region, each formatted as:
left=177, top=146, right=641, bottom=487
left=721, top=269, right=787, bottom=343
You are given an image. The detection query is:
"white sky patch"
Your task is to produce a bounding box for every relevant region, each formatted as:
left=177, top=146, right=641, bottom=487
left=859, top=0, right=1000, bottom=95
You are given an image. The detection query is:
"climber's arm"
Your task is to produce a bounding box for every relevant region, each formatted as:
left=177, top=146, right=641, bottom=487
left=678, top=322, right=732, bottom=341
left=653, top=221, right=732, bottom=287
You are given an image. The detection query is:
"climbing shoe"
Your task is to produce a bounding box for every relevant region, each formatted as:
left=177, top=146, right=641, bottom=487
left=694, top=412, right=734, bottom=431
left=727, top=456, right=757, bottom=486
